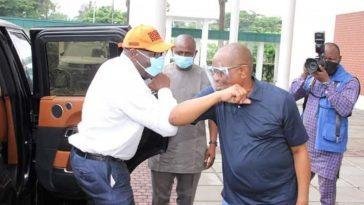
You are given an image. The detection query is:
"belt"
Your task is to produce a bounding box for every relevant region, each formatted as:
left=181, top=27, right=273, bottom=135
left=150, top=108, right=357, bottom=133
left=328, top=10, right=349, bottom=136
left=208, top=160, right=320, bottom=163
left=73, top=147, right=124, bottom=163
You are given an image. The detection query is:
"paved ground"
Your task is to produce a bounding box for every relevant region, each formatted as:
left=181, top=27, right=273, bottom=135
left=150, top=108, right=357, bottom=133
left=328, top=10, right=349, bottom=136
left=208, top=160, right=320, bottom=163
left=131, top=109, right=364, bottom=205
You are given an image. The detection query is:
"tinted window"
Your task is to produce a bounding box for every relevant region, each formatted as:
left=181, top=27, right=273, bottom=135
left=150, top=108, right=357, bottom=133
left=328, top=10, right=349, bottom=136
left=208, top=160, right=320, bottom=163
left=8, top=31, right=33, bottom=91
left=46, top=41, right=110, bottom=96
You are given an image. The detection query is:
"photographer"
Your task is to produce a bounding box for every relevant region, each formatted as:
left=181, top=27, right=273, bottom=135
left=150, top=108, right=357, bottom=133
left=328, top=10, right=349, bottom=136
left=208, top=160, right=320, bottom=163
left=289, top=42, right=360, bottom=205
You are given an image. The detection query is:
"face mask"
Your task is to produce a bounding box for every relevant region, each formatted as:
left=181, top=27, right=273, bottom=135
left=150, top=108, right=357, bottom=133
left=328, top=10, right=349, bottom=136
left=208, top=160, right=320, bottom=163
left=325, top=60, right=339, bottom=75
left=173, top=54, right=194, bottom=69
left=136, top=50, right=165, bottom=77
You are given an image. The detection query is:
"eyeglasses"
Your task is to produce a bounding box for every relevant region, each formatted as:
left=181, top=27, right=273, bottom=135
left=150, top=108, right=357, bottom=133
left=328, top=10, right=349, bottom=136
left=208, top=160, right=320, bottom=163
left=206, top=64, right=247, bottom=77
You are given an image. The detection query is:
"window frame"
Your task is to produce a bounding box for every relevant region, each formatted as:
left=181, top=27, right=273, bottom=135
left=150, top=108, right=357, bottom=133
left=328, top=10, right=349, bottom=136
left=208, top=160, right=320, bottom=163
left=30, top=26, right=128, bottom=98
left=45, top=40, right=111, bottom=96
left=7, top=29, right=33, bottom=92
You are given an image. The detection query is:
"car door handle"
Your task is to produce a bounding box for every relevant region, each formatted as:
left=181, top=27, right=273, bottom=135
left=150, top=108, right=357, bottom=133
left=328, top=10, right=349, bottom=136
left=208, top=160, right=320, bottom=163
left=64, top=126, right=78, bottom=138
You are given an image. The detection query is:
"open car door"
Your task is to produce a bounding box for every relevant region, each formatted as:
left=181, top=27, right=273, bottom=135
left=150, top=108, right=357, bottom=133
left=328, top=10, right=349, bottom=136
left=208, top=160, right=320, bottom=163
left=30, top=26, right=169, bottom=202
left=0, top=24, right=34, bottom=204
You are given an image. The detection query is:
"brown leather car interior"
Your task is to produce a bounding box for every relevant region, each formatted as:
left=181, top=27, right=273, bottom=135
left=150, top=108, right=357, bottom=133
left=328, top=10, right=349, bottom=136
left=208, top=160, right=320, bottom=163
left=53, top=150, right=70, bottom=169
left=0, top=95, right=7, bottom=143
left=38, top=96, right=83, bottom=169
left=38, top=96, right=83, bottom=128
left=4, top=96, right=17, bottom=165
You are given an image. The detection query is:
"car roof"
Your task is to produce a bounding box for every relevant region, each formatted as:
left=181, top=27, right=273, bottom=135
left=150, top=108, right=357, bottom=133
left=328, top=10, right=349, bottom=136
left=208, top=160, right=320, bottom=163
left=0, top=19, right=22, bottom=30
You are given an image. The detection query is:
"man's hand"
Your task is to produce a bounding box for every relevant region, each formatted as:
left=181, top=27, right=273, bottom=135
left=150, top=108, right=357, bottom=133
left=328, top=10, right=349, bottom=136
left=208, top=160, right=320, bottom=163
left=312, top=66, right=330, bottom=83
left=148, top=73, right=170, bottom=91
left=169, top=84, right=250, bottom=126
left=301, top=66, right=309, bottom=79
left=217, top=84, right=251, bottom=104
left=204, top=145, right=216, bottom=169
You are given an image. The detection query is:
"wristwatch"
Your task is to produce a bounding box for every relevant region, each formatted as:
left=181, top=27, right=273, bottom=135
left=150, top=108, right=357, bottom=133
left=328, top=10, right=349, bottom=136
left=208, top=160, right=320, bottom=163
left=209, top=141, right=218, bottom=146
left=322, top=81, right=330, bottom=86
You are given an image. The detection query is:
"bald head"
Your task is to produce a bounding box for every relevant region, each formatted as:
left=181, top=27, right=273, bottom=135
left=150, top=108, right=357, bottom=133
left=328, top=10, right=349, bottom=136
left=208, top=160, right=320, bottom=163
left=325, top=43, right=340, bottom=55
left=324, top=42, right=341, bottom=58
left=213, top=43, right=253, bottom=73
left=210, top=43, right=254, bottom=90
left=324, top=42, right=341, bottom=63
left=173, top=34, right=196, bottom=56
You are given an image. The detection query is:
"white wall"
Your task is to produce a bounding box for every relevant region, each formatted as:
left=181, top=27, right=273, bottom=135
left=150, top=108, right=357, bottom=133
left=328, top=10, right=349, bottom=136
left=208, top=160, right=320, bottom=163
left=129, top=0, right=167, bottom=36
left=289, top=0, right=336, bottom=83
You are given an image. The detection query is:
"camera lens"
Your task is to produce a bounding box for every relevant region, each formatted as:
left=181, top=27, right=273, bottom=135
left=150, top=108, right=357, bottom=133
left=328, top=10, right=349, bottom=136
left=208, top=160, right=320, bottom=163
left=309, top=61, right=317, bottom=70
left=305, top=58, right=319, bottom=74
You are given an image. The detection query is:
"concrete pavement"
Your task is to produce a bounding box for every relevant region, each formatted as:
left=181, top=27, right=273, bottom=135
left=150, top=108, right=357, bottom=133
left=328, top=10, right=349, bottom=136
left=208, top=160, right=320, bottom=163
left=131, top=109, right=364, bottom=205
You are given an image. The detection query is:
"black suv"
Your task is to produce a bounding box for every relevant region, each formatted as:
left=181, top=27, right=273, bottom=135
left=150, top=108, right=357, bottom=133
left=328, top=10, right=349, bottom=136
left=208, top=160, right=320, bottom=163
left=0, top=19, right=168, bottom=204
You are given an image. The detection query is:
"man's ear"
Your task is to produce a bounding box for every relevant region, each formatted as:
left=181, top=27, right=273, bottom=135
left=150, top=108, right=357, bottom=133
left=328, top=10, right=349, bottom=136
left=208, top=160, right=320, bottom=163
left=239, top=66, right=249, bottom=79
left=129, top=48, right=136, bottom=55
left=128, top=48, right=138, bottom=60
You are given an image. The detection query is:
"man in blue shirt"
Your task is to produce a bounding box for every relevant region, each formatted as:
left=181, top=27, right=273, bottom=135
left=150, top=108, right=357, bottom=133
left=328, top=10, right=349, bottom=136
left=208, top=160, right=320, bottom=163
left=169, top=43, right=311, bottom=204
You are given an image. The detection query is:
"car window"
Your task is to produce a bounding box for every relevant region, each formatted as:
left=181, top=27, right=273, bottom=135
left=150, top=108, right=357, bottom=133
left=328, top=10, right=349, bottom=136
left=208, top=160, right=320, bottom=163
left=8, top=31, right=33, bottom=91
left=46, top=41, right=110, bottom=96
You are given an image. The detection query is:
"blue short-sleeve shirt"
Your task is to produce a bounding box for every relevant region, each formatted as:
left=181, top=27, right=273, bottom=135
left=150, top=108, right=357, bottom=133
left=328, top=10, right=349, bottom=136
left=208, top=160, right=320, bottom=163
left=196, top=80, right=308, bottom=204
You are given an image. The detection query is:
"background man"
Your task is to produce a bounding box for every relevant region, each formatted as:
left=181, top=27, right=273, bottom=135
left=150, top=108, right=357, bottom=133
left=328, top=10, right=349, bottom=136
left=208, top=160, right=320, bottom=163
left=169, top=43, right=311, bottom=205
left=290, top=42, right=360, bottom=205
left=69, top=25, right=177, bottom=205
left=148, top=34, right=218, bottom=205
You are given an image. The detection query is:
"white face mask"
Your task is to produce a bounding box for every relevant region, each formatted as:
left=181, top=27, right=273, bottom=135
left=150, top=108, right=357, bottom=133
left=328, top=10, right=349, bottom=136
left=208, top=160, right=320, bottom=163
left=172, top=54, right=194, bottom=69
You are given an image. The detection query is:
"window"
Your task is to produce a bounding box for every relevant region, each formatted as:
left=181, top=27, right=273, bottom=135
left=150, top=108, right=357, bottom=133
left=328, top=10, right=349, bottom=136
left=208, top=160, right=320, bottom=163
left=8, top=31, right=33, bottom=91
left=46, top=41, right=110, bottom=96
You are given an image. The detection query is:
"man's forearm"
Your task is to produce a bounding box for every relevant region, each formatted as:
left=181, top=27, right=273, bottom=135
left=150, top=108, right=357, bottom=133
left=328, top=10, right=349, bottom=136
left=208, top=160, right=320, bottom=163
left=208, top=120, right=218, bottom=143
left=291, top=143, right=310, bottom=204
left=169, top=84, right=250, bottom=126
left=289, top=77, right=308, bottom=101
left=169, top=92, right=221, bottom=126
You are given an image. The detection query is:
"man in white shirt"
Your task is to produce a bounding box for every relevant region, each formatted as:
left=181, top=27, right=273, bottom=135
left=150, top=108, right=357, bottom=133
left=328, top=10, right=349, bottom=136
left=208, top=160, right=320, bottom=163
left=69, top=24, right=178, bottom=205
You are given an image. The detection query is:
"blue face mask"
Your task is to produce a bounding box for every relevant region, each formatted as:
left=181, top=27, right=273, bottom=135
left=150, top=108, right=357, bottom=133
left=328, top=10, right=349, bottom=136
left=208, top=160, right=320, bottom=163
left=136, top=50, right=165, bottom=77
left=173, top=54, right=194, bottom=69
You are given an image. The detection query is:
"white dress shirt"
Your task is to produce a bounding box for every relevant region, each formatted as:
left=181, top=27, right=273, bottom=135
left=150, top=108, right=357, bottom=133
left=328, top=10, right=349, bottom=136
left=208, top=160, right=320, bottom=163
left=68, top=54, right=178, bottom=160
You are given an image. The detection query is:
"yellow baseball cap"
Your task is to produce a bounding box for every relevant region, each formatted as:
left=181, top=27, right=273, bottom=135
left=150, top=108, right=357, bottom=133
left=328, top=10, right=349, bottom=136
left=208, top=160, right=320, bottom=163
left=119, top=24, right=173, bottom=53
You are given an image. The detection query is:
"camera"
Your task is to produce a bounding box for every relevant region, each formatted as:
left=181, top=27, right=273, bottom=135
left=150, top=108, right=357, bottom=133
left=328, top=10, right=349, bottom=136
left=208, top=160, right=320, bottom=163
left=304, top=32, right=325, bottom=74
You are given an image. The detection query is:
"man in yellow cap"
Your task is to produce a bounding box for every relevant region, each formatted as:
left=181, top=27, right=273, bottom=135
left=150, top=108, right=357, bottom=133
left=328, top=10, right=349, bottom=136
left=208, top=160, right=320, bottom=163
left=69, top=24, right=178, bottom=204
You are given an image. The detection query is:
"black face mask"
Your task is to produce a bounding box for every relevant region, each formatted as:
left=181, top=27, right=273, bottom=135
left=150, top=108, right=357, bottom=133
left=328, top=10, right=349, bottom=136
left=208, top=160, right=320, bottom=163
left=325, top=61, right=339, bottom=75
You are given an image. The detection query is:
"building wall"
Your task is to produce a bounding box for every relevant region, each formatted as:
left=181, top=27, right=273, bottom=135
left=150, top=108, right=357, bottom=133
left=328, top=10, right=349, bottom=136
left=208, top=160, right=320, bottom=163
left=334, top=11, right=364, bottom=95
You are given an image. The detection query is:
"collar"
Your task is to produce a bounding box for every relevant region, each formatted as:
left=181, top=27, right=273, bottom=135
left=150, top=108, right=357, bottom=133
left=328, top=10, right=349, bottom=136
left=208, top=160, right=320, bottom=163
left=247, top=77, right=263, bottom=101
left=331, top=65, right=348, bottom=82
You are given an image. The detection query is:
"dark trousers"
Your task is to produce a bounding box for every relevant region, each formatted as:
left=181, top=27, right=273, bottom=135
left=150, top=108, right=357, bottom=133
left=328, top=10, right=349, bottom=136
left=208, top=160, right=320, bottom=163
left=151, top=170, right=201, bottom=205
left=70, top=148, right=135, bottom=205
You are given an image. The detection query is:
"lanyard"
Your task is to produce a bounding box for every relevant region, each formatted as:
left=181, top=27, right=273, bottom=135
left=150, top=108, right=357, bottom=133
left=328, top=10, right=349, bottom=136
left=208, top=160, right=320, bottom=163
left=308, top=79, right=327, bottom=99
